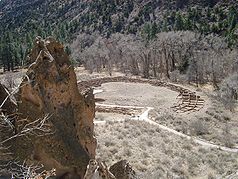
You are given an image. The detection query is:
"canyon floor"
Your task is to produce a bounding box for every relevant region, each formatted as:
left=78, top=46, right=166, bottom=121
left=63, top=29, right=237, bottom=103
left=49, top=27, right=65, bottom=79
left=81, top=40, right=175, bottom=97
left=1, top=68, right=238, bottom=178
left=93, top=81, right=238, bottom=178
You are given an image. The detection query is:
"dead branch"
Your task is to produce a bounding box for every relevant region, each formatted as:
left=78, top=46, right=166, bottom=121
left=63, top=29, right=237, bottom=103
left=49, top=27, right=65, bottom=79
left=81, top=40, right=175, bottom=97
left=0, top=160, right=55, bottom=179
left=1, top=114, right=53, bottom=145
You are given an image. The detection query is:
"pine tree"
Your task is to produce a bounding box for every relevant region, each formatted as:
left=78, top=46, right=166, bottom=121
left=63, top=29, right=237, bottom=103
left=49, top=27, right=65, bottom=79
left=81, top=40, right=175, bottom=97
left=174, top=12, right=184, bottom=31
left=1, top=32, right=17, bottom=71
left=142, top=23, right=152, bottom=42
left=26, top=33, right=33, bottom=49
left=19, top=45, right=26, bottom=66
left=151, top=22, right=158, bottom=39
left=65, top=46, right=72, bottom=56
left=162, top=19, right=168, bottom=32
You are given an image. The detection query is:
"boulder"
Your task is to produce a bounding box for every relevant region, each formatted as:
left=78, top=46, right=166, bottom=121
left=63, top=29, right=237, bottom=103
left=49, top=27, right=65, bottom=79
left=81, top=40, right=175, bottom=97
left=109, top=160, right=137, bottom=179
left=10, top=37, right=96, bottom=178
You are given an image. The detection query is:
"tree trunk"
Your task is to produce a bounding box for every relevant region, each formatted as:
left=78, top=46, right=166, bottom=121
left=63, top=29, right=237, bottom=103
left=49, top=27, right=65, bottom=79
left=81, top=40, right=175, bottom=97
left=211, top=59, right=219, bottom=90
left=170, top=52, right=176, bottom=72
left=7, top=61, right=10, bottom=71
left=142, top=53, right=150, bottom=79
left=11, top=61, right=14, bottom=71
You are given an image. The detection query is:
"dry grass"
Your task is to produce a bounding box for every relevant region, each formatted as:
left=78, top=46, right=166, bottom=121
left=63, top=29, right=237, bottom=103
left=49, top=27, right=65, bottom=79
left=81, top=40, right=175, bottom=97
left=95, top=120, right=238, bottom=178
left=153, top=104, right=238, bottom=147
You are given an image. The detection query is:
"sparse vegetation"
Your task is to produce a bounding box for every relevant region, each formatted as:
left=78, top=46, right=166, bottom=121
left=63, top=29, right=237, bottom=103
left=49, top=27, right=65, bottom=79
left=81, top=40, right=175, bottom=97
left=94, top=80, right=238, bottom=148
left=218, top=73, right=238, bottom=111
left=95, top=120, right=238, bottom=178
left=190, top=119, right=209, bottom=136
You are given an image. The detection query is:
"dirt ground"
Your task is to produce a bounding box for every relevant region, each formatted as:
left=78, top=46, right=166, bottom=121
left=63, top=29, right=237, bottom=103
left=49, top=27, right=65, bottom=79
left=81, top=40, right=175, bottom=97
left=95, top=82, right=178, bottom=111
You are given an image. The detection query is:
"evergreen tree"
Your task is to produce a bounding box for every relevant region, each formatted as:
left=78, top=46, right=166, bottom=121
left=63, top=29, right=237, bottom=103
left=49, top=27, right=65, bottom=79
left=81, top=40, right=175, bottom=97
left=26, top=33, right=33, bottom=49
left=142, top=23, right=152, bottom=42
left=19, top=45, right=26, bottom=66
left=162, top=19, right=168, bottom=32
left=65, top=46, right=72, bottom=56
left=174, top=12, right=184, bottom=30
left=151, top=22, right=158, bottom=38
left=1, top=32, right=18, bottom=71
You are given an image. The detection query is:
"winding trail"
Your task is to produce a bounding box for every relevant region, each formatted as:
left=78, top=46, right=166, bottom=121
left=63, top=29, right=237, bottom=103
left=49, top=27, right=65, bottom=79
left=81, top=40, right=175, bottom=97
left=95, top=103, right=238, bottom=153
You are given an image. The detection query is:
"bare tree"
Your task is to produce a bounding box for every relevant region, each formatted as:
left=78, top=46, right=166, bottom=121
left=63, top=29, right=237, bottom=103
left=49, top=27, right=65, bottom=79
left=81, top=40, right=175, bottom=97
left=218, top=73, right=238, bottom=111
left=77, top=31, right=238, bottom=88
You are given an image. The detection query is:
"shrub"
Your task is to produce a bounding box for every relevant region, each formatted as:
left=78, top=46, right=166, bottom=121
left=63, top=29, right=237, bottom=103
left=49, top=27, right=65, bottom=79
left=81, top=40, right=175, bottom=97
left=190, top=119, right=209, bottom=136
left=218, top=73, right=238, bottom=112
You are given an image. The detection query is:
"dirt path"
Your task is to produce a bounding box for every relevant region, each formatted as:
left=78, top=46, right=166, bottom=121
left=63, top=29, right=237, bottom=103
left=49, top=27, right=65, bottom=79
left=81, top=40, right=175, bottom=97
left=95, top=103, right=238, bottom=153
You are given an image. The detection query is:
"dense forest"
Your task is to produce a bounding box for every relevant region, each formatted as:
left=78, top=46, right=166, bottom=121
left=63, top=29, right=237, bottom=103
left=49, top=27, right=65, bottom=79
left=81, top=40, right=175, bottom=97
left=0, top=0, right=238, bottom=71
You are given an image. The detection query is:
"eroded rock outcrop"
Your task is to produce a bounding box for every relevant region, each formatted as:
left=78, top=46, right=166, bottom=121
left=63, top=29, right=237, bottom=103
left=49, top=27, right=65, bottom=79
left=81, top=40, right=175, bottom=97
left=10, top=37, right=96, bottom=178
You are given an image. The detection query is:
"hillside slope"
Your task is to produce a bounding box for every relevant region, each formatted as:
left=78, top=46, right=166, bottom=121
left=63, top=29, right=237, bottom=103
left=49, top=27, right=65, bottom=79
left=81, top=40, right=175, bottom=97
left=0, top=0, right=237, bottom=71
left=0, top=0, right=237, bottom=36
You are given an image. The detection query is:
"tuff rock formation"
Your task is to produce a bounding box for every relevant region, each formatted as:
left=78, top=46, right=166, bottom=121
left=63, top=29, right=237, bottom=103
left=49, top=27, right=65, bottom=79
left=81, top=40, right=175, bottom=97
left=10, top=37, right=96, bottom=178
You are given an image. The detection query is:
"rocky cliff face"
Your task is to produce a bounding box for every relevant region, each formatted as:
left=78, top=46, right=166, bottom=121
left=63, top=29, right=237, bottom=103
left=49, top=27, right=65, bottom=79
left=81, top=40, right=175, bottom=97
left=10, top=37, right=96, bottom=178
